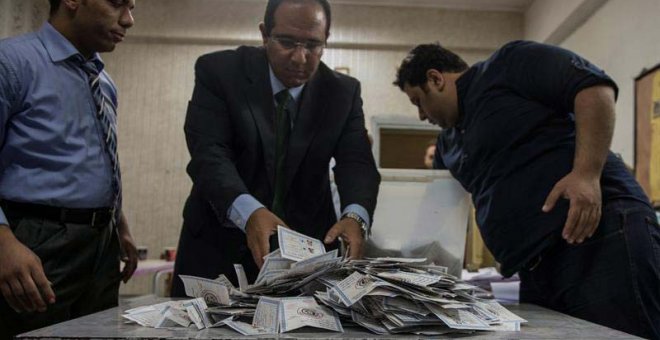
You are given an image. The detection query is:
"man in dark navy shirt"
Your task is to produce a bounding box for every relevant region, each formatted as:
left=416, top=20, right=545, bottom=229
left=394, top=41, right=659, bottom=338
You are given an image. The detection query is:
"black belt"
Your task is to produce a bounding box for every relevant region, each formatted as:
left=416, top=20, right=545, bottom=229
left=0, top=200, right=112, bottom=228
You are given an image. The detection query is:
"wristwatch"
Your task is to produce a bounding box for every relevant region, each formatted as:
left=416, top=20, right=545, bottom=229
left=342, top=212, right=370, bottom=241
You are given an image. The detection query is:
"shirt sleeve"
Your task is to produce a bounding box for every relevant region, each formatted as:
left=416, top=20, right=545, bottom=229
left=0, top=51, right=19, bottom=226
left=227, top=194, right=265, bottom=232
left=503, top=41, right=618, bottom=114
left=341, top=204, right=371, bottom=227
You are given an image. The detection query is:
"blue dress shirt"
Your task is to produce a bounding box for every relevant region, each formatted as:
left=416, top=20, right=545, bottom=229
left=227, top=66, right=370, bottom=231
left=0, top=23, right=116, bottom=225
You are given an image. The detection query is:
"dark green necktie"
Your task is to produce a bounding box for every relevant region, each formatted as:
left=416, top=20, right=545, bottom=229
left=272, top=89, right=293, bottom=219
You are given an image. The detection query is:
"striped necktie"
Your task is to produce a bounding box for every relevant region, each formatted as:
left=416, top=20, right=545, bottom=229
left=80, top=59, right=122, bottom=227
left=271, top=89, right=293, bottom=219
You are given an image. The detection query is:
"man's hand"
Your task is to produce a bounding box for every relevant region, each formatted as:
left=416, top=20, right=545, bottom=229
left=324, top=218, right=365, bottom=259
left=542, top=171, right=602, bottom=244
left=546, top=85, right=614, bottom=245
left=245, top=208, right=286, bottom=268
left=117, top=214, right=138, bottom=283
left=0, top=225, right=55, bottom=313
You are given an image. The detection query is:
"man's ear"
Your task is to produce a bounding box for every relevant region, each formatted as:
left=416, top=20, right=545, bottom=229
left=258, top=23, right=268, bottom=46
left=61, top=0, right=81, bottom=11
left=426, top=69, right=445, bottom=91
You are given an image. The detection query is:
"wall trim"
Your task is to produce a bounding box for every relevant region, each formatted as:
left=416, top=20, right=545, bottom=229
left=545, top=0, right=608, bottom=45
left=123, top=35, right=495, bottom=54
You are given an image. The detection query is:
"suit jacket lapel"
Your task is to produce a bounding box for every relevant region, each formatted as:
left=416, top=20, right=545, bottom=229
left=283, top=68, right=329, bottom=196
left=243, top=48, right=276, bottom=191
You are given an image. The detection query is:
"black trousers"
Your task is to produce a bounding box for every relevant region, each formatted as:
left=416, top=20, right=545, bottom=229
left=519, top=199, right=660, bottom=339
left=0, top=216, right=121, bottom=340
left=170, top=221, right=260, bottom=298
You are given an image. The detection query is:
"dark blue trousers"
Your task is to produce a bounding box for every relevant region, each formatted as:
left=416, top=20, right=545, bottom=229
left=519, top=199, right=660, bottom=339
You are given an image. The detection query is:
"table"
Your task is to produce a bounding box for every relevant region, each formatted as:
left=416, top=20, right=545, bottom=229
left=17, top=295, right=641, bottom=339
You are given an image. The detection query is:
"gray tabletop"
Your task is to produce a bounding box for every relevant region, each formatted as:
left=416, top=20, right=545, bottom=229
left=18, top=295, right=640, bottom=339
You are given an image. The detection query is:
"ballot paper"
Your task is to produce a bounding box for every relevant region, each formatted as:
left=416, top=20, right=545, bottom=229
left=278, top=297, right=343, bottom=333
left=246, top=256, right=341, bottom=296
left=331, top=271, right=386, bottom=306
left=424, top=302, right=490, bottom=330
left=122, top=309, right=161, bottom=327
left=376, top=270, right=441, bottom=287
left=234, top=264, right=249, bottom=292
left=367, top=257, right=428, bottom=263
left=381, top=296, right=429, bottom=316
left=122, top=300, right=191, bottom=328
left=155, top=306, right=191, bottom=328
left=351, top=310, right=389, bottom=335
left=263, top=248, right=281, bottom=259
left=124, top=300, right=188, bottom=315
left=277, top=225, right=326, bottom=261
left=252, top=297, right=281, bottom=333
left=179, top=275, right=232, bottom=305
left=291, top=249, right=339, bottom=269
left=470, top=301, right=527, bottom=331
left=365, top=287, right=399, bottom=297
left=183, top=298, right=213, bottom=329
left=256, top=257, right=295, bottom=284
left=224, top=319, right=274, bottom=335
left=205, top=306, right=255, bottom=318
left=215, top=274, right=235, bottom=289
left=126, top=231, right=526, bottom=336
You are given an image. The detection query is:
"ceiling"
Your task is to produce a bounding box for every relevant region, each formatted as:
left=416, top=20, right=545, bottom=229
left=330, top=0, right=535, bottom=12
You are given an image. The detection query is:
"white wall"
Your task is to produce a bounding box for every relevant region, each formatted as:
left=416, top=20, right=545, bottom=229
left=0, top=0, right=9, bottom=36
left=559, top=0, right=660, bottom=164
left=524, top=0, right=606, bottom=44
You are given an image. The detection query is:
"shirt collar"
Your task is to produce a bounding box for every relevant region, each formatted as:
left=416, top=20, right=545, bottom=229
left=37, top=22, right=104, bottom=70
left=454, top=65, right=479, bottom=129
left=269, top=66, right=305, bottom=103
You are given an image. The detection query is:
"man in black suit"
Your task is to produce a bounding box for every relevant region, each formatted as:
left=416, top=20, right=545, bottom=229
left=171, top=0, right=380, bottom=295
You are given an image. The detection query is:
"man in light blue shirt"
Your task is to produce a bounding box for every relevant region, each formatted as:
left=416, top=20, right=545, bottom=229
left=0, top=0, right=137, bottom=337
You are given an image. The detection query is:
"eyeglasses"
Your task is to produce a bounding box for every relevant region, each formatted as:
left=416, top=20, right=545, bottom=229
left=269, top=36, right=325, bottom=55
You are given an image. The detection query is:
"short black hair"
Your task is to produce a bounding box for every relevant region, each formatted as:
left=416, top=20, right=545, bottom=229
left=264, top=0, right=332, bottom=39
left=394, top=43, right=469, bottom=90
left=49, top=0, right=61, bottom=15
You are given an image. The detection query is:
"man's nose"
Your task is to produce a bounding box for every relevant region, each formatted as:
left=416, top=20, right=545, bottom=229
left=290, top=46, right=307, bottom=64
left=120, top=8, right=134, bottom=28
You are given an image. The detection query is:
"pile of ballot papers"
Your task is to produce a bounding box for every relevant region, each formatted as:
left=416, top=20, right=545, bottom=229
left=123, top=226, right=526, bottom=335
